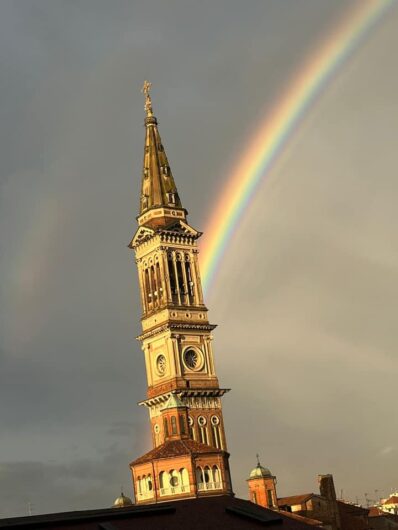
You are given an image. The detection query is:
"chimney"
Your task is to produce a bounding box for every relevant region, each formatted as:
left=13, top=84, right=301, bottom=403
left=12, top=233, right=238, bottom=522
left=318, top=474, right=341, bottom=530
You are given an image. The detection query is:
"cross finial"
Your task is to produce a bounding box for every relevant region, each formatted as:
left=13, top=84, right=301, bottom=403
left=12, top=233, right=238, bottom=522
left=256, top=453, right=261, bottom=466
left=141, top=80, right=153, bottom=116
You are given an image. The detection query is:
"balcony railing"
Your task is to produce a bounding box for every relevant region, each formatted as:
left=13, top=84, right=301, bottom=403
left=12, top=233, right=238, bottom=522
left=197, top=481, right=222, bottom=491
left=136, top=491, right=154, bottom=500
left=159, top=485, right=190, bottom=496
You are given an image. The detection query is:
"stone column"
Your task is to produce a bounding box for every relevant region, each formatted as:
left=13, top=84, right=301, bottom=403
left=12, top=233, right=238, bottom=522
left=172, top=252, right=181, bottom=305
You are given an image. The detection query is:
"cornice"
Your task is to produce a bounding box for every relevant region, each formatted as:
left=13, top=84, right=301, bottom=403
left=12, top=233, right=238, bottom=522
left=137, top=322, right=217, bottom=341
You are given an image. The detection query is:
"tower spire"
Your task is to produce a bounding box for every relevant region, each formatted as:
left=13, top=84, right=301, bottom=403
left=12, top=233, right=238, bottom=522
left=138, top=81, right=183, bottom=223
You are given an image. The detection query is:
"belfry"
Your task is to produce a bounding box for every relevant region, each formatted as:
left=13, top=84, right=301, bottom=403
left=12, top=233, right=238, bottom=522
left=128, top=82, right=233, bottom=503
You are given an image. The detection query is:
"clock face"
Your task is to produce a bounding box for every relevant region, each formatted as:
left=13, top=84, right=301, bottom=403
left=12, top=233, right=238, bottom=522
left=184, top=349, right=199, bottom=369
left=156, top=354, right=167, bottom=375
left=183, top=348, right=203, bottom=371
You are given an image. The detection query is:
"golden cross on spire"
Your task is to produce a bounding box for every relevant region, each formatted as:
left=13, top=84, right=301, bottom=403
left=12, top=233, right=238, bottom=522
left=141, top=80, right=153, bottom=116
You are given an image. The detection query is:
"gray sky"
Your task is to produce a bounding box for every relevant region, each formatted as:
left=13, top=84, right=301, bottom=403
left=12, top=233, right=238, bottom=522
left=1, top=0, right=397, bottom=518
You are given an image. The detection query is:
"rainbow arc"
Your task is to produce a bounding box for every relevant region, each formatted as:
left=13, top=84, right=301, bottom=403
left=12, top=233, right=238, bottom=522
left=200, top=0, right=395, bottom=294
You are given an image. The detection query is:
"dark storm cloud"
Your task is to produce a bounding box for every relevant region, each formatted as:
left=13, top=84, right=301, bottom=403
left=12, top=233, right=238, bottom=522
left=1, top=0, right=397, bottom=518
left=0, top=446, right=136, bottom=517
left=107, top=422, right=135, bottom=437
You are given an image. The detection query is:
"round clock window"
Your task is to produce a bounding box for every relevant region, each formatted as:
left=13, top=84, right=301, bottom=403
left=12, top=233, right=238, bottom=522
left=156, top=354, right=167, bottom=375
left=183, top=348, right=203, bottom=371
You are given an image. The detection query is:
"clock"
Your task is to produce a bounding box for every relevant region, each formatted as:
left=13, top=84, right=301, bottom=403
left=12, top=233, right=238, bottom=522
left=183, top=348, right=204, bottom=371
left=156, top=354, right=167, bottom=375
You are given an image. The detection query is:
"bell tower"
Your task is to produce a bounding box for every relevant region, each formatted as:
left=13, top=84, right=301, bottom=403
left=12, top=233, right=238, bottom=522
left=129, top=82, right=233, bottom=504
left=247, top=456, right=278, bottom=509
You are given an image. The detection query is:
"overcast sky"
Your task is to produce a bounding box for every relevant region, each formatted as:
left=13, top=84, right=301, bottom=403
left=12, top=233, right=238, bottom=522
left=1, top=0, right=398, bottom=518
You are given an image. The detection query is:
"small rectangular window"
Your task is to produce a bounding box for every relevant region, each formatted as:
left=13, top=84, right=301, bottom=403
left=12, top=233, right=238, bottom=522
left=267, top=489, right=274, bottom=507
left=171, top=416, right=177, bottom=435
left=163, top=417, right=169, bottom=437
left=179, top=415, right=186, bottom=434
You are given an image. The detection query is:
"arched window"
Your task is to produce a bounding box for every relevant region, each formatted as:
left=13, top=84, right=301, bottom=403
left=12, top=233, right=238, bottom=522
left=169, top=469, right=179, bottom=490
left=151, top=265, right=158, bottom=304
left=147, top=474, right=153, bottom=492
left=163, top=417, right=169, bottom=438
left=144, top=268, right=151, bottom=306
left=176, top=259, right=185, bottom=296
left=179, top=468, right=189, bottom=492
left=211, top=416, right=221, bottom=449
left=204, top=466, right=211, bottom=486
left=156, top=262, right=162, bottom=301
left=185, top=260, right=194, bottom=300
left=159, top=470, right=169, bottom=495
left=198, top=416, right=208, bottom=445
left=196, top=466, right=204, bottom=490
left=212, top=465, right=221, bottom=488
left=252, top=491, right=258, bottom=504
left=188, top=416, right=195, bottom=440
left=179, top=414, right=186, bottom=434
left=167, top=254, right=178, bottom=302
left=171, top=416, right=177, bottom=435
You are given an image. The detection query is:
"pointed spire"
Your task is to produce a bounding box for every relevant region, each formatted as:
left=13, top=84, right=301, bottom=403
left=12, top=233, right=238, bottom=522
left=139, top=81, right=183, bottom=219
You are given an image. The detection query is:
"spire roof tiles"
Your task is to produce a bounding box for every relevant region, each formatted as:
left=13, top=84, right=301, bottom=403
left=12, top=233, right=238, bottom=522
left=130, top=439, right=224, bottom=466
left=139, top=83, right=183, bottom=215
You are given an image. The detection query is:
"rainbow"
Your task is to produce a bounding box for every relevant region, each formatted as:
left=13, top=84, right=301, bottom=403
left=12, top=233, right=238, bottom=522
left=200, top=0, right=395, bottom=294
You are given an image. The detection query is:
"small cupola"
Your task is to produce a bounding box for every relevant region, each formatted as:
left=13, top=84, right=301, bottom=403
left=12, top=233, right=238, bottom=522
left=247, top=455, right=278, bottom=509
left=249, top=463, right=273, bottom=479
left=113, top=491, right=133, bottom=508
left=161, top=393, right=189, bottom=441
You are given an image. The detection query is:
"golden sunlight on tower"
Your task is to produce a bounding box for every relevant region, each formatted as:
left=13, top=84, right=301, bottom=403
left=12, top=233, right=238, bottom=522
left=128, top=82, right=232, bottom=504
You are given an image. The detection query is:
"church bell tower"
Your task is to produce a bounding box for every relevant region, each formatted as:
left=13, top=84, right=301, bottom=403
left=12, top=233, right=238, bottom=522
left=129, top=82, right=233, bottom=503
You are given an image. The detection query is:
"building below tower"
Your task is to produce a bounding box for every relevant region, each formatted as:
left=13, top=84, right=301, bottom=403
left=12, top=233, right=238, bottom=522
left=0, top=496, right=324, bottom=529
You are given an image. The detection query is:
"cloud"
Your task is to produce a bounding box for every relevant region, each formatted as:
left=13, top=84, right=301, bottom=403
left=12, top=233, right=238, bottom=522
left=379, top=446, right=395, bottom=457
left=0, top=446, right=136, bottom=518
left=107, top=421, right=135, bottom=437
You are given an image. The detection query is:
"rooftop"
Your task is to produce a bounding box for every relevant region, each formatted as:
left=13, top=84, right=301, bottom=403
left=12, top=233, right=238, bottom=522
left=0, top=495, right=320, bottom=529
left=130, top=438, right=224, bottom=466
left=383, top=495, right=398, bottom=505
left=278, top=494, right=315, bottom=507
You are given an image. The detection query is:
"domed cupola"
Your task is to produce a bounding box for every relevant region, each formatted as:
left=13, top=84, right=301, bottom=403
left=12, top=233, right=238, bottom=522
left=249, top=463, right=273, bottom=479
left=113, top=491, right=133, bottom=508
left=247, top=455, right=278, bottom=509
